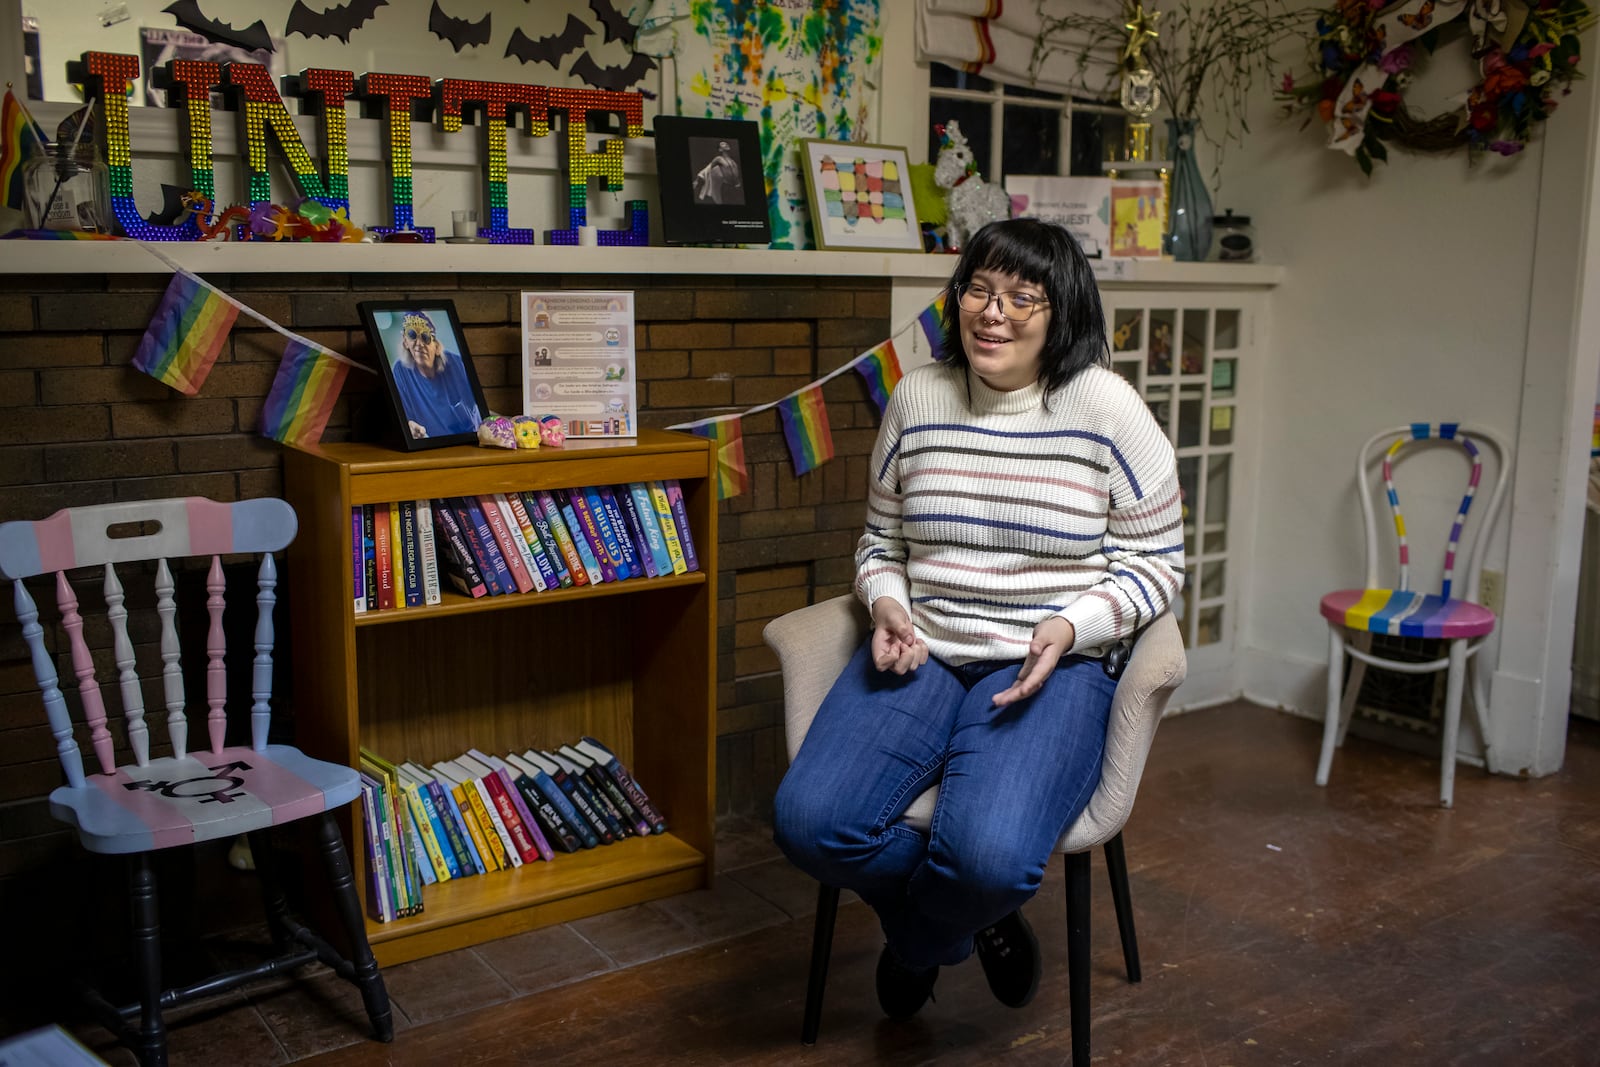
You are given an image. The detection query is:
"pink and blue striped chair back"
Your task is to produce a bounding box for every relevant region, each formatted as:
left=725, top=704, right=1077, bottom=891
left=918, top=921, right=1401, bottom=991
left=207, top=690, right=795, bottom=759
left=0, top=497, right=360, bottom=854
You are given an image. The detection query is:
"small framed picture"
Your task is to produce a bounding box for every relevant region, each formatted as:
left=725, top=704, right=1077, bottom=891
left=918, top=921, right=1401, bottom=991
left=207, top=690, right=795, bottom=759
left=358, top=300, right=487, bottom=451
left=653, top=116, right=770, bottom=246
left=798, top=139, right=922, bottom=252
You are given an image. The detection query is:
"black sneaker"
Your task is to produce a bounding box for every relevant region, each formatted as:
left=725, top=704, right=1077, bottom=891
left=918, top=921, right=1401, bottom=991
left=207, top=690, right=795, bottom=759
left=975, top=910, right=1041, bottom=1008
left=875, top=944, right=939, bottom=1020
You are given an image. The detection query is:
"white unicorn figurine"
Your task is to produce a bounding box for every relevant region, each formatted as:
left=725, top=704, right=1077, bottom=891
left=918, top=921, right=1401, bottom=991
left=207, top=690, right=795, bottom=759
left=934, top=120, right=1011, bottom=251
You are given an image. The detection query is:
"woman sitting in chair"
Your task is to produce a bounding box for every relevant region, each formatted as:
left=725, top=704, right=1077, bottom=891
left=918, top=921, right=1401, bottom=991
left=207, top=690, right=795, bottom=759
left=773, top=218, right=1184, bottom=1020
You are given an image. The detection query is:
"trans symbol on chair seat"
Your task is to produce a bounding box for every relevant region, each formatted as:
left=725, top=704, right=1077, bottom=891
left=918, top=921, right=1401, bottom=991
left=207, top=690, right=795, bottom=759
left=123, top=760, right=253, bottom=804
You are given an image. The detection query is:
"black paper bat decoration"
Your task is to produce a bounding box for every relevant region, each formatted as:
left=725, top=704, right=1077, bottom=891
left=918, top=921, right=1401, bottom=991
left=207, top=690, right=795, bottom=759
left=570, top=51, right=657, bottom=92
left=284, top=0, right=388, bottom=44
left=163, top=0, right=273, bottom=52
left=504, top=14, right=588, bottom=67
left=144, top=184, right=195, bottom=226
left=589, top=0, right=637, bottom=45
left=428, top=0, right=489, bottom=52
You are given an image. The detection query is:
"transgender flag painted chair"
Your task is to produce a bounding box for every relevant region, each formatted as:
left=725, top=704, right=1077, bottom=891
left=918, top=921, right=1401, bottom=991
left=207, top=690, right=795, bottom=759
left=1316, top=424, right=1513, bottom=807
left=0, top=497, right=391, bottom=1067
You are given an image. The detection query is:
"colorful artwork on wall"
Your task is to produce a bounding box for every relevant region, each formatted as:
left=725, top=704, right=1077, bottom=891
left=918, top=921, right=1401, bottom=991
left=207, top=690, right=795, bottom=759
left=635, top=0, right=884, bottom=250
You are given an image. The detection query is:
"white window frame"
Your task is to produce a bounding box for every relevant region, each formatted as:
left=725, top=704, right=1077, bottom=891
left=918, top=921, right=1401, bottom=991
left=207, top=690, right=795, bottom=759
left=927, top=63, right=1122, bottom=181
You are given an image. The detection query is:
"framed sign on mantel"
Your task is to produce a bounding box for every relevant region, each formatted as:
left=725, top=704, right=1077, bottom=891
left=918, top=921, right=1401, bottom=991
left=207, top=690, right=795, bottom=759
left=798, top=139, right=922, bottom=253
left=654, top=116, right=771, bottom=247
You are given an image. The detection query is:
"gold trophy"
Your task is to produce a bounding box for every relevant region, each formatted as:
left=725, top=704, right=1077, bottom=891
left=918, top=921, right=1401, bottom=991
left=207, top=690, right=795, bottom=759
left=1107, top=3, right=1171, bottom=247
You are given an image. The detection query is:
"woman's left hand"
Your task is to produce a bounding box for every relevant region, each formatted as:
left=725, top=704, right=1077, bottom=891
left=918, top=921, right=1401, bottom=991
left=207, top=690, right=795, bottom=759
left=992, top=616, right=1076, bottom=707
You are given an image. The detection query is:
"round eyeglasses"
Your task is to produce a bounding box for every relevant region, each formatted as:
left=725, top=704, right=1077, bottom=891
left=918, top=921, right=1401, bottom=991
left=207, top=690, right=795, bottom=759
left=954, top=283, right=1050, bottom=322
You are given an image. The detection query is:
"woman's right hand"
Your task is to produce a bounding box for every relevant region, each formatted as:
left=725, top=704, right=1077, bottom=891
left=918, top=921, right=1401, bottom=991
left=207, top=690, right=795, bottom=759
left=870, top=597, right=928, bottom=675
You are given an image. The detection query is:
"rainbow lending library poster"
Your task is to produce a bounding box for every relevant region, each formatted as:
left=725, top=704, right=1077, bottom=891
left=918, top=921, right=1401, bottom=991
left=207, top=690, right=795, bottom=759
left=521, top=291, right=637, bottom=439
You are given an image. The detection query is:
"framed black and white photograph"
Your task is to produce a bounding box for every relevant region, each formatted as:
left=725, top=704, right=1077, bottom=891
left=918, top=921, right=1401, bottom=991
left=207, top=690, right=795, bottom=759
left=654, top=116, right=771, bottom=246
left=358, top=300, right=487, bottom=451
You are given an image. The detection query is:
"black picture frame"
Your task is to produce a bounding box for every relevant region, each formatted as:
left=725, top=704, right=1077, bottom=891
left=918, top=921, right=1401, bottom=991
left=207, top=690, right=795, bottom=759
left=358, top=300, right=488, bottom=451
left=653, top=116, right=771, bottom=246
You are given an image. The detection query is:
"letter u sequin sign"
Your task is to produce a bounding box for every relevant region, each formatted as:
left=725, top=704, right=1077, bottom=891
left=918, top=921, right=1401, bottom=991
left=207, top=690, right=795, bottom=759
left=72, top=51, right=648, bottom=245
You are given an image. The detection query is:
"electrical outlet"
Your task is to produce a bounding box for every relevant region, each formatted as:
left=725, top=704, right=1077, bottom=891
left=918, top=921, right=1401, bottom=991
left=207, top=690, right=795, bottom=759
left=1479, top=568, right=1504, bottom=614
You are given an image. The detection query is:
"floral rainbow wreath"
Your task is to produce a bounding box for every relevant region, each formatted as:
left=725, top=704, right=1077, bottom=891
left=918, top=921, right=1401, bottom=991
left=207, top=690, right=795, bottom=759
left=1280, top=0, right=1594, bottom=171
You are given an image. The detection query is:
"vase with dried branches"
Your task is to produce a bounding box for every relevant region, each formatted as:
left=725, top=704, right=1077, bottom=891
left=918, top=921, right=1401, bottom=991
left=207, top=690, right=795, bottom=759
left=1032, top=0, right=1309, bottom=258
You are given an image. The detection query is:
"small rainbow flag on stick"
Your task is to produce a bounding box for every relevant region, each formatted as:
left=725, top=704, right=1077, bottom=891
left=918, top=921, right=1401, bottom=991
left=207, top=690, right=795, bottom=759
left=917, top=290, right=948, bottom=358
left=777, top=383, right=835, bottom=476
left=131, top=272, right=239, bottom=395
left=686, top=416, right=750, bottom=500
left=1, top=88, right=47, bottom=212
left=853, top=339, right=902, bottom=414
left=260, top=338, right=350, bottom=447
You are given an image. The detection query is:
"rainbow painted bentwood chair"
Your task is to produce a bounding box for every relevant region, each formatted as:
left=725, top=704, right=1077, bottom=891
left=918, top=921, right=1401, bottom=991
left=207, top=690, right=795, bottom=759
left=0, top=498, right=392, bottom=1067
left=1316, top=424, right=1513, bottom=808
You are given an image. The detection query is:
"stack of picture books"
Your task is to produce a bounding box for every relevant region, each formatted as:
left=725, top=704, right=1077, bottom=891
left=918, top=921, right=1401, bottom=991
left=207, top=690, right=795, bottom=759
left=351, top=480, right=699, bottom=613
left=357, top=737, right=666, bottom=924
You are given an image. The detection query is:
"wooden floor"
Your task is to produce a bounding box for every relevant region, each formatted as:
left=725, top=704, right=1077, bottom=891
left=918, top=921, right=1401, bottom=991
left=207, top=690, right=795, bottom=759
left=65, top=701, right=1600, bottom=1065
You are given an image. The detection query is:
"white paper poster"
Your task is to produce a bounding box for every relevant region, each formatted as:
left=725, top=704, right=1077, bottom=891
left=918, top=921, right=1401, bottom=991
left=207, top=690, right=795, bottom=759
left=521, top=291, right=637, bottom=439
left=1004, top=175, right=1113, bottom=260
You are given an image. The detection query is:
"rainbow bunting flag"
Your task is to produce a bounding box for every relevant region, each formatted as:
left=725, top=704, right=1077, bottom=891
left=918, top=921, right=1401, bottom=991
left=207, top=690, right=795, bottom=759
left=1, top=89, right=46, bottom=213
left=777, top=383, right=835, bottom=476
left=917, top=291, right=948, bottom=358
left=853, top=338, right=903, bottom=414
left=130, top=272, right=239, bottom=396
left=260, top=338, right=350, bottom=447
left=686, top=417, right=750, bottom=500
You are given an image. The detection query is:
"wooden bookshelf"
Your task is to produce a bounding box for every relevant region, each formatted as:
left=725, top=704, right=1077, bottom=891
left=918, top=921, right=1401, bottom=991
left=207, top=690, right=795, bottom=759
left=283, top=430, right=716, bottom=966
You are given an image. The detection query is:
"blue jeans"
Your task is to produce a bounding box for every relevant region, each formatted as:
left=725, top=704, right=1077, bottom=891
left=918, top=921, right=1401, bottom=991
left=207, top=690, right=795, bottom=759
left=773, top=642, right=1116, bottom=969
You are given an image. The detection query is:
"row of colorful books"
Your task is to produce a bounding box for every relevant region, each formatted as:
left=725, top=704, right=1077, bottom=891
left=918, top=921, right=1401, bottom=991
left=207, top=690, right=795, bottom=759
left=351, top=480, right=700, bottom=613
left=358, top=738, right=666, bottom=924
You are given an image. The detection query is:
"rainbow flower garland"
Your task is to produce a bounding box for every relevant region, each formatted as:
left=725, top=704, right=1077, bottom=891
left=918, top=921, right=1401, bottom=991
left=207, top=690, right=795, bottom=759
left=1279, top=0, right=1594, bottom=171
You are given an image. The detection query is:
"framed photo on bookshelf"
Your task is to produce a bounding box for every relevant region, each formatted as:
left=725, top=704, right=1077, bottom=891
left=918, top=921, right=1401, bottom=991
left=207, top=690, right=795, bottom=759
left=798, top=139, right=921, bottom=252
left=359, top=300, right=488, bottom=452
left=653, top=116, right=770, bottom=246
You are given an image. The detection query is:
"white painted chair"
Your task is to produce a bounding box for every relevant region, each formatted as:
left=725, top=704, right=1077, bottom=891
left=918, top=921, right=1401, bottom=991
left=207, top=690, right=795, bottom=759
left=1316, top=423, right=1513, bottom=807
left=0, top=497, right=392, bottom=1067
left=764, top=595, right=1186, bottom=1067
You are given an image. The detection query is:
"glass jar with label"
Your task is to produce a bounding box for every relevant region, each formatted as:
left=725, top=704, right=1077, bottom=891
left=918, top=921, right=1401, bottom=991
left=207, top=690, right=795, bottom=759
left=23, top=141, right=114, bottom=234
left=1212, top=209, right=1255, bottom=263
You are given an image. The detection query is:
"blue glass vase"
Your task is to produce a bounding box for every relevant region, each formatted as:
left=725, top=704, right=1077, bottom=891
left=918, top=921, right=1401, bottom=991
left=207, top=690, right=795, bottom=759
left=1165, top=118, right=1213, bottom=262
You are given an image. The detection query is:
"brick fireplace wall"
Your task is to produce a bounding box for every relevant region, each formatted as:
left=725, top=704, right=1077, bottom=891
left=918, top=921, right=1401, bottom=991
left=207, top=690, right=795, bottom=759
left=0, top=269, right=890, bottom=909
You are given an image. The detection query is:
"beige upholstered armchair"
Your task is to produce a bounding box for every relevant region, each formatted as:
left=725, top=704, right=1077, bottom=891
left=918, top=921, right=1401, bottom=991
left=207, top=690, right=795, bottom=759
left=764, top=595, right=1186, bottom=1067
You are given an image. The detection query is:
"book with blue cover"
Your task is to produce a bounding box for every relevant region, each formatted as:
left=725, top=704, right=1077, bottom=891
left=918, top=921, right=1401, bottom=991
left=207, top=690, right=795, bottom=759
left=626, top=482, right=674, bottom=577
left=461, top=496, right=515, bottom=595
left=533, top=489, right=595, bottom=585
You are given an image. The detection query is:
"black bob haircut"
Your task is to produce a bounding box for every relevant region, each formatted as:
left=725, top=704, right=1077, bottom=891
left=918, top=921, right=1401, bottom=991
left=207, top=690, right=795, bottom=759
left=937, top=217, right=1109, bottom=396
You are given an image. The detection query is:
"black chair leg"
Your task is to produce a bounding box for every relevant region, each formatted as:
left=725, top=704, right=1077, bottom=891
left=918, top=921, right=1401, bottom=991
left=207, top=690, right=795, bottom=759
left=248, top=829, right=294, bottom=955
left=1064, top=850, right=1091, bottom=1067
left=1103, top=832, right=1141, bottom=983
left=312, top=812, right=394, bottom=1042
left=128, top=852, right=168, bottom=1067
left=801, top=884, right=840, bottom=1046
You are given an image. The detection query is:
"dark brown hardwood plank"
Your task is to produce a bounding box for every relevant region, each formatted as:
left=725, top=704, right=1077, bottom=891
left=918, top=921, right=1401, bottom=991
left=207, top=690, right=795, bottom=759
left=81, top=702, right=1600, bottom=1066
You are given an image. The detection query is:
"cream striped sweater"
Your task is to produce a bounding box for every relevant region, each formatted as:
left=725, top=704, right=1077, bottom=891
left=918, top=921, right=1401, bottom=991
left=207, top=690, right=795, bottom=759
left=856, top=362, right=1185, bottom=665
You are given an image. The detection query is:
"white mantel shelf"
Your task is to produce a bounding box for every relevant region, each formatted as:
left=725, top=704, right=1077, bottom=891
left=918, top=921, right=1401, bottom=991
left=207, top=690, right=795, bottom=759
left=5, top=240, right=1284, bottom=287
